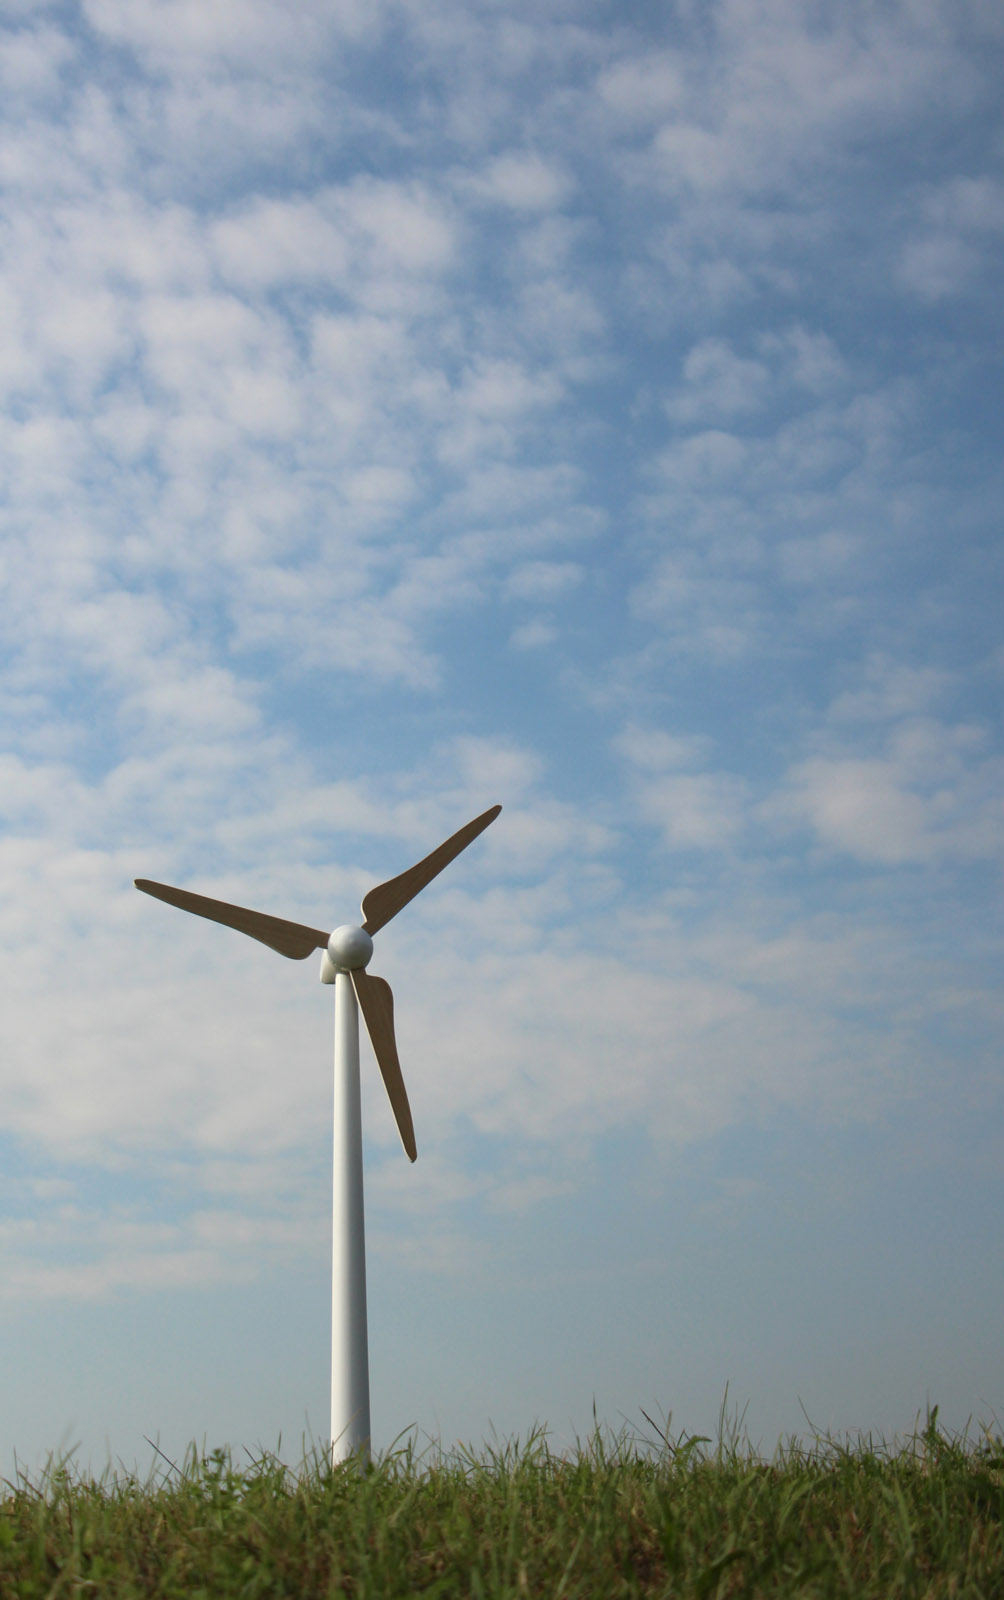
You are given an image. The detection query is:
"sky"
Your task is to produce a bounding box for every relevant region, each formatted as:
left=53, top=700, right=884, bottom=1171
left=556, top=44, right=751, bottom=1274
left=1, top=0, right=1002, bottom=1478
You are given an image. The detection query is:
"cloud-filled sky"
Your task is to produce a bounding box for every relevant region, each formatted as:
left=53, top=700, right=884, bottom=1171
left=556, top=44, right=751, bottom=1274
left=1, top=0, right=1002, bottom=1473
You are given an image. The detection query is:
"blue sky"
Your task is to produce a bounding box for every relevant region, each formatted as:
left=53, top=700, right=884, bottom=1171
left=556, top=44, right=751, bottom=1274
left=1, top=0, right=1002, bottom=1475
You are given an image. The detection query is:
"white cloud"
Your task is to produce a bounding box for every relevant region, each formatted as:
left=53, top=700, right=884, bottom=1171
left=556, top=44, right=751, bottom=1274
left=0, top=755, right=95, bottom=835
left=655, top=428, right=749, bottom=488
left=635, top=772, right=748, bottom=852
left=924, top=174, right=1004, bottom=233
left=207, top=737, right=550, bottom=869
left=613, top=725, right=712, bottom=772
left=898, top=233, right=980, bottom=301
left=140, top=293, right=294, bottom=411
left=652, top=123, right=734, bottom=193
left=614, top=720, right=748, bottom=851
left=509, top=619, right=556, bottom=650
left=664, top=326, right=849, bottom=429
left=311, top=310, right=410, bottom=389
left=780, top=754, right=936, bottom=864
left=230, top=574, right=442, bottom=688
left=827, top=658, right=955, bottom=724
left=486, top=1173, right=576, bottom=1214
left=436, top=359, right=567, bottom=466
left=211, top=200, right=351, bottom=290
left=447, top=736, right=541, bottom=801
left=0, top=30, right=612, bottom=716
left=634, top=2, right=977, bottom=203
left=64, top=197, right=209, bottom=291
left=389, top=902, right=926, bottom=1168
left=758, top=325, right=848, bottom=395
left=0, top=23, right=73, bottom=102
left=119, top=666, right=262, bottom=741
left=342, top=179, right=457, bottom=278
left=666, top=337, right=771, bottom=422
left=596, top=52, right=685, bottom=123
left=514, top=278, right=605, bottom=370
left=590, top=3, right=993, bottom=346
left=213, top=181, right=456, bottom=298
left=0, top=1205, right=323, bottom=1302
left=503, top=560, right=583, bottom=601
left=772, top=703, right=1003, bottom=867
left=628, top=371, right=932, bottom=668
left=775, top=529, right=861, bottom=586
left=898, top=173, right=1004, bottom=300
left=465, top=151, right=572, bottom=212
left=459, top=359, right=564, bottom=420
left=629, top=550, right=763, bottom=662
left=81, top=0, right=375, bottom=67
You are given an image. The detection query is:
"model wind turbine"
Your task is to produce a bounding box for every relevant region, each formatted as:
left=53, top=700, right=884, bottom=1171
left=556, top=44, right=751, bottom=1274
left=135, top=804, right=501, bottom=1464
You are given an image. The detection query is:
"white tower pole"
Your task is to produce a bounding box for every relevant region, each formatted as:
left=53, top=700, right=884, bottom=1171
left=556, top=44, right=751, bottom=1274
left=330, top=968, right=371, bottom=1465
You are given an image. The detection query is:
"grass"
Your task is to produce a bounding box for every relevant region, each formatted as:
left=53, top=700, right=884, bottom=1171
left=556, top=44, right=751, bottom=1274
left=2, top=1402, right=1002, bottom=1598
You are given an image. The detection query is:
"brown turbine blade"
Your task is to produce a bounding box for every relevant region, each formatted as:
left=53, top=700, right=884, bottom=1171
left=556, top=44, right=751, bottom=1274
left=351, top=968, right=417, bottom=1162
left=360, top=804, right=501, bottom=935
left=134, top=879, right=329, bottom=960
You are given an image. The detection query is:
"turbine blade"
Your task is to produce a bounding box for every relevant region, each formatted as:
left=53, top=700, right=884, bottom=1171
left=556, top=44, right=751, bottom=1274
left=351, top=968, right=417, bottom=1162
left=134, top=879, right=329, bottom=960
left=360, top=804, right=501, bottom=935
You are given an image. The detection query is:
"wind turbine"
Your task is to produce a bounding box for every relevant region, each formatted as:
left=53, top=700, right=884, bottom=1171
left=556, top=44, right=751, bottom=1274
left=135, top=803, right=501, bottom=1464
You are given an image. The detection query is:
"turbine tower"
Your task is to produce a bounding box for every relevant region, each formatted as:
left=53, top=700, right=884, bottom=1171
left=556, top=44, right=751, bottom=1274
left=135, top=804, right=501, bottom=1464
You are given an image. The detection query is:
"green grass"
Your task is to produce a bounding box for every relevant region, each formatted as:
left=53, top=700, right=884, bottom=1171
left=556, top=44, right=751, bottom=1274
left=2, top=1404, right=1002, bottom=1597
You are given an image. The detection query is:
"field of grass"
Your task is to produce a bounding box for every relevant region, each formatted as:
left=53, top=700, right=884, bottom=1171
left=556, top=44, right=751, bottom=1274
left=2, top=1403, right=1002, bottom=1597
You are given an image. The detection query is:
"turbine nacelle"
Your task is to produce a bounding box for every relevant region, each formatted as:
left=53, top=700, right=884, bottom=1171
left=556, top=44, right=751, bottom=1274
left=321, top=925, right=374, bottom=983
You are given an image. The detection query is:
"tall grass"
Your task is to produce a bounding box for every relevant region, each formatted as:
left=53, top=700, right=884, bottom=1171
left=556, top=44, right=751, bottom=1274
left=2, top=1402, right=1002, bottom=1597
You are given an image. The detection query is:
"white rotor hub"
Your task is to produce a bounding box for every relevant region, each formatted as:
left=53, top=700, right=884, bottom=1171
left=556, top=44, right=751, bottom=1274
left=326, top=925, right=374, bottom=971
